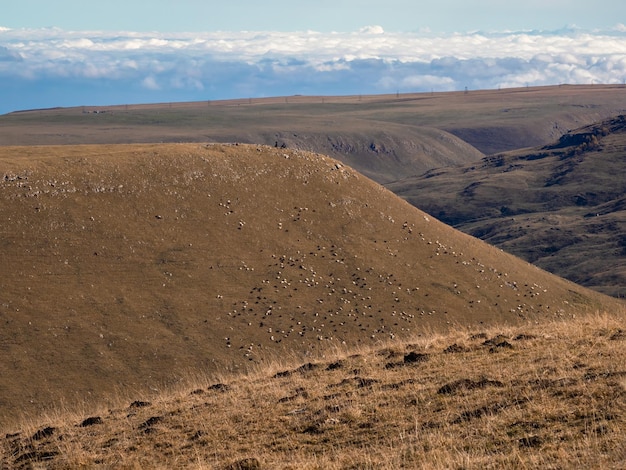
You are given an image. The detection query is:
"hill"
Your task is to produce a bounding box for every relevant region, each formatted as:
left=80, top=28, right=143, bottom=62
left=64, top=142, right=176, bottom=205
left=388, top=115, right=626, bottom=297
left=0, top=143, right=621, bottom=426
left=1, top=312, right=625, bottom=469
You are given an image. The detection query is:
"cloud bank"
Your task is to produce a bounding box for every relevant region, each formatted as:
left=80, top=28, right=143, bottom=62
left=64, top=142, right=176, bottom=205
left=1, top=26, right=625, bottom=113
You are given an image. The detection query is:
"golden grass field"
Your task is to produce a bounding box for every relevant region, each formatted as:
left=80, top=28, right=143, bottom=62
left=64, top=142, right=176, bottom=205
left=2, top=85, right=626, bottom=297
left=2, top=311, right=624, bottom=469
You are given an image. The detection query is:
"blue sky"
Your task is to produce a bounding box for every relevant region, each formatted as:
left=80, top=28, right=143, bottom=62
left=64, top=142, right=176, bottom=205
left=3, top=0, right=625, bottom=32
left=1, top=1, right=626, bottom=113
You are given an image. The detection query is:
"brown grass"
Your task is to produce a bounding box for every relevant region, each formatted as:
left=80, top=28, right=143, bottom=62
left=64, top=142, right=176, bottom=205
left=2, top=311, right=625, bottom=469
left=1, top=142, right=621, bottom=429
left=1, top=88, right=625, bottom=469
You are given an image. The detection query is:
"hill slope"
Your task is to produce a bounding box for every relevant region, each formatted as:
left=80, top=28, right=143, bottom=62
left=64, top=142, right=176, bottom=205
left=246, top=124, right=485, bottom=183
left=389, top=115, right=626, bottom=297
left=2, top=313, right=625, bottom=468
left=0, top=143, right=621, bottom=425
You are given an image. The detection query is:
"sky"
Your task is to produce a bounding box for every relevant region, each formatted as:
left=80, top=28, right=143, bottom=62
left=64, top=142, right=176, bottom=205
left=1, top=1, right=626, bottom=113
left=4, top=0, right=624, bottom=33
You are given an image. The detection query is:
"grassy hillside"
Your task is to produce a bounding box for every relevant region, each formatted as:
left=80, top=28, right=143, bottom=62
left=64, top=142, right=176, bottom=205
left=389, top=115, right=626, bottom=297
left=2, top=312, right=624, bottom=469
left=0, top=143, right=621, bottom=426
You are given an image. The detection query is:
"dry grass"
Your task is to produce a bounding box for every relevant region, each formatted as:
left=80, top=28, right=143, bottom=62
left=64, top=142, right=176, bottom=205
left=2, top=311, right=624, bottom=469
left=3, top=85, right=626, bottom=300
left=0, top=140, right=624, bottom=469
left=2, top=142, right=620, bottom=429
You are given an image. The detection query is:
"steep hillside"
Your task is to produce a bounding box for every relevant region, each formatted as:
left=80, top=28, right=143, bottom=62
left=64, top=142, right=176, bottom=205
left=389, top=115, right=626, bottom=297
left=0, top=143, right=621, bottom=425
left=255, top=125, right=485, bottom=183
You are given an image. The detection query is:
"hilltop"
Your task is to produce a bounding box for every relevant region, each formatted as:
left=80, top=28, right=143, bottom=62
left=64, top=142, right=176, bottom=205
left=0, top=142, right=621, bottom=427
left=389, top=115, right=626, bottom=297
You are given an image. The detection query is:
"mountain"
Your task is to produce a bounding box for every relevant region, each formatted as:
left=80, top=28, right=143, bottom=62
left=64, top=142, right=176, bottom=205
left=0, top=143, right=621, bottom=426
left=388, top=115, right=626, bottom=297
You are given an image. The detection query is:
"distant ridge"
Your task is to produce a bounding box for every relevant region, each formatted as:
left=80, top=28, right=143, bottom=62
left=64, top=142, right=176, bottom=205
left=388, top=114, right=626, bottom=297
left=4, top=85, right=626, bottom=181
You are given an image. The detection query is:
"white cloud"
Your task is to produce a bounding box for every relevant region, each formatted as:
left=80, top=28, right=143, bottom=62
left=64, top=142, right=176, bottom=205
left=359, top=25, right=385, bottom=34
left=0, top=27, right=625, bottom=112
left=401, top=74, right=455, bottom=89
left=141, top=76, right=160, bottom=90
left=0, top=45, right=22, bottom=61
